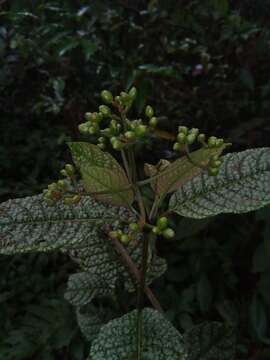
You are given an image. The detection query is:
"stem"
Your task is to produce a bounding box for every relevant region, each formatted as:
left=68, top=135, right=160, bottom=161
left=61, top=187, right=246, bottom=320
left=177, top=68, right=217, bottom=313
left=109, top=235, right=163, bottom=313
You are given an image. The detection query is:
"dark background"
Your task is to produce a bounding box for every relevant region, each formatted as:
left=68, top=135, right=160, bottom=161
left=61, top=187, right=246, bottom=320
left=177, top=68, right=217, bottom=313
left=1, top=1, right=270, bottom=359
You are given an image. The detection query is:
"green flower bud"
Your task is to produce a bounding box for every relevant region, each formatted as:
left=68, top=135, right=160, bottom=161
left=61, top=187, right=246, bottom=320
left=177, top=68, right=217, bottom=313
left=152, top=226, right=161, bottom=235
left=157, top=217, right=168, bottom=230
left=57, top=180, right=67, bottom=190
left=197, top=133, right=206, bottom=143
left=110, top=136, right=118, bottom=144
left=211, top=154, right=220, bottom=162
left=149, top=117, right=158, bottom=127
left=177, top=133, right=186, bottom=144
left=65, top=164, right=75, bottom=176
left=101, top=90, right=113, bottom=104
left=91, top=112, right=103, bottom=123
left=216, top=138, right=224, bottom=147
left=208, top=167, right=219, bottom=176
left=212, top=160, right=222, bottom=168
left=186, top=133, right=196, bottom=145
left=98, top=136, right=106, bottom=143
left=99, top=105, right=111, bottom=117
left=129, top=223, right=139, bottom=232
left=125, top=131, right=136, bottom=140
left=162, top=228, right=175, bottom=239
left=178, top=126, right=188, bottom=135
left=120, top=234, right=130, bottom=245
left=109, top=231, right=118, bottom=239
left=173, top=142, right=181, bottom=151
left=135, top=124, right=147, bottom=137
left=190, top=128, right=199, bottom=136
left=145, top=105, right=154, bottom=118
left=128, top=86, right=137, bottom=99
left=85, top=112, right=92, bottom=121
left=48, top=182, right=58, bottom=191
left=78, top=123, right=89, bottom=134
left=208, top=136, right=218, bottom=148
left=120, top=91, right=130, bottom=102
left=112, top=140, right=123, bottom=151
left=60, top=169, right=68, bottom=177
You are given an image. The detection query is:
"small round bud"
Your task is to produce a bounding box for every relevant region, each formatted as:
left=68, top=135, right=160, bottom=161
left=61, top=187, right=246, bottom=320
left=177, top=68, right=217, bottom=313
left=129, top=223, right=139, bottom=232
left=177, top=133, right=186, bottom=144
left=120, top=91, right=130, bottom=102
left=190, top=128, right=199, bottom=136
left=112, top=140, right=123, bottom=151
left=186, top=133, right=196, bottom=145
left=157, top=217, right=168, bottom=230
left=65, top=164, right=75, bottom=176
left=173, top=142, right=181, bottom=151
left=109, top=231, right=118, bottom=239
left=149, top=117, right=158, bottom=127
left=208, top=167, right=219, bottom=176
left=48, top=182, right=58, bottom=191
left=85, top=112, right=92, bottom=121
left=89, top=126, right=96, bottom=135
left=208, top=136, right=218, bottom=148
left=125, top=131, right=136, bottom=140
left=57, top=180, right=67, bottom=190
left=101, top=90, right=113, bottom=104
left=78, top=123, right=89, bottom=134
left=145, top=105, right=154, bottom=119
left=162, top=228, right=175, bottom=239
left=129, top=86, right=137, bottom=99
left=135, top=125, right=147, bottom=137
left=99, top=105, right=111, bottom=117
left=152, top=226, right=161, bottom=235
left=198, top=133, right=206, bottom=143
left=120, top=234, right=130, bottom=245
left=178, top=126, right=188, bottom=135
left=212, top=160, right=222, bottom=168
left=60, top=169, right=68, bottom=177
left=110, top=136, right=118, bottom=144
left=98, top=137, right=106, bottom=143
left=216, top=139, right=224, bottom=147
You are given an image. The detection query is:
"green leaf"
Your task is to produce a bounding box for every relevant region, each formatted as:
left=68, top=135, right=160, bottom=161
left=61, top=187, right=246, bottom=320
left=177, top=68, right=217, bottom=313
left=65, top=272, right=114, bottom=307
left=169, top=148, right=270, bottom=219
left=68, top=142, right=134, bottom=207
left=89, top=308, right=187, bottom=360
left=154, top=146, right=226, bottom=198
left=0, top=194, right=166, bottom=292
left=184, top=322, right=236, bottom=360
left=76, top=306, right=108, bottom=343
left=0, top=194, right=129, bottom=254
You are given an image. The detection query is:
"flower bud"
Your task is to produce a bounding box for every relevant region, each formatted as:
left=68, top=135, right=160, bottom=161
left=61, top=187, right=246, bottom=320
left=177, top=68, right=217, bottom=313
left=177, top=133, right=186, bottom=144
left=97, top=143, right=106, bottom=150
left=186, top=133, right=196, bottom=145
left=208, top=167, right=219, bottom=176
left=78, top=123, right=89, bottom=134
left=60, top=169, right=68, bottom=177
left=129, top=223, right=139, bottom=232
left=197, top=133, right=206, bottom=143
left=190, top=128, right=199, bottom=136
left=125, top=131, right=136, bottom=140
left=57, top=180, right=67, bottom=190
left=99, top=105, right=111, bottom=117
left=149, top=117, right=158, bottom=127
left=178, top=126, right=188, bottom=135
left=135, top=124, right=147, bottom=137
left=145, top=105, right=154, bottom=118
left=65, top=164, right=75, bottom=176
left=208, top=136, right=218, bottom=148
left=152, top=226, right=161, bottom=235
left=85, top=112, right=92, bottom=121
left=173, top=142, right=181, bottom=151
left=101, top=90, right=113, bottom=104
left=112, top=140, right=123, bottom=151
left=120, top=234, right=130, bottom=245
left=120, top=91, right=130, bottom=102
left=129, top=86, right=137, bottom=99
left=162, top=228, right=175, bottom=239
left=157, top=217, right=168, bottom=230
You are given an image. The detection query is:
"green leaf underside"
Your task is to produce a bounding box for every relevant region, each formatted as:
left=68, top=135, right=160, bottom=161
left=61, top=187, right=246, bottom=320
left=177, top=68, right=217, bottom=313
left=69, top=142, right=134, bottom=207
left=169, top=148, right=270, bottom=219
left=89, top=308, right=187, bottom=360
left=0, top=195, right=166, bottom=294
left=184, top=322, right=236, bottom=360
left=154, top=146, right=226, bottom=198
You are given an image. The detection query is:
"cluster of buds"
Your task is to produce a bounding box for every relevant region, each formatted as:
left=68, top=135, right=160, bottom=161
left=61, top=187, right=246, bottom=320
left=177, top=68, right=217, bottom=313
left=78, top=87, right=159, bottom=152
left=43, top=164, right=81, bottom=205
left=207, top=154, right=223, bottom=176
left=173, top=126, right=224, bottom=151
left=152, top=217, right=175, bottom=239
left=109, top=222, right=140, bottom=246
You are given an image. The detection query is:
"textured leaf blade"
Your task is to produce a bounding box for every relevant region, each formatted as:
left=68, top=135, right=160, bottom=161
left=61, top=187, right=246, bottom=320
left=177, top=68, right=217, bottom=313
left=65, top=272, right=114, bottom=307
left=0, top=194, right=128, bottom=254
left=184, top=322, right=236, bottom=360
left=155, top=146, right=226, bottom=197
left=69, top=142, right=134, bottom=207
left=89, top=308, right=187, bottom=360
left=169, top=148, right=270, bottom=219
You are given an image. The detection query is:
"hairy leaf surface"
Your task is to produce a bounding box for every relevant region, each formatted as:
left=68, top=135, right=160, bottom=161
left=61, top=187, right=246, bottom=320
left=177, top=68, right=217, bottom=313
left=89, top=308, right=187, bottom=360
left=169, top=148, right=270, bottom=218
left=69, top=142, right=134, bottom=207
left=153, top=146, right=226, bottom=198
left=184, top=322, right=236, bottom=360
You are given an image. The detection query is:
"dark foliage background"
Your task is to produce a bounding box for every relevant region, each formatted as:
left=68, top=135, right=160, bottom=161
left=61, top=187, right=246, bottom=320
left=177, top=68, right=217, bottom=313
left=1, top=0, right=270, bottom=359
